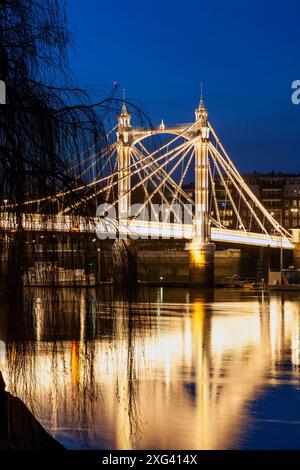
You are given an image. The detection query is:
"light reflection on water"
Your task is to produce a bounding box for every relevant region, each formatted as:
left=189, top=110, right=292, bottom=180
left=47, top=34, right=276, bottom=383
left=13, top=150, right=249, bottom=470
left=0, top=287, right=300, bottom=450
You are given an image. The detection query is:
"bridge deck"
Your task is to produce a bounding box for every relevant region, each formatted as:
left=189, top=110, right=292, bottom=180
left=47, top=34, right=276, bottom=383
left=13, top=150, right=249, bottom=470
left=0, top=213, right=294, bottom=249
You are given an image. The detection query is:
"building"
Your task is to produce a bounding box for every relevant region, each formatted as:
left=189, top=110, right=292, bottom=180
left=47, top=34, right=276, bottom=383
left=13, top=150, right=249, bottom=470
left=183, top=173, right=300, bottom=231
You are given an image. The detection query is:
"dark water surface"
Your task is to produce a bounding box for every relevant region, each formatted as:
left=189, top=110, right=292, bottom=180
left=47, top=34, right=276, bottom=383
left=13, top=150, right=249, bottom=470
left=1, top=287, right=300, bottom=450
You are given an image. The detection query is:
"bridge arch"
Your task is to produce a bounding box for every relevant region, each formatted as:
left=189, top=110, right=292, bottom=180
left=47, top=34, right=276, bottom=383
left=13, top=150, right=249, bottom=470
left=132, top=127, right=192, bottom=146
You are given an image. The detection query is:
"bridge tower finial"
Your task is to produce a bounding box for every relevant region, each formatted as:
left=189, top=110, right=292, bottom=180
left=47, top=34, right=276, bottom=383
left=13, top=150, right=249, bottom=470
left=159, top=119, right=165, bottom=130
left=195, top=82, right=208, bottom=123
left=122, top=88, right=126, bottom=109
left=118, top=87, right=131, bottom=129
left=199, top=82, right=205, bottom=109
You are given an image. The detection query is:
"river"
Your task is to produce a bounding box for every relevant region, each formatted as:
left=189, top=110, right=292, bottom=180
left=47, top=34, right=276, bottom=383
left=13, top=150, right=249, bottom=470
left=0, top=286, right=299, bottom=449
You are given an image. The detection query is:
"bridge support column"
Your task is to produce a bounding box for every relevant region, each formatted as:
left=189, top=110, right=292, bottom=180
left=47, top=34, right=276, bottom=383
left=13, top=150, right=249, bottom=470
left=117, top=143, right=131, bottom=221
left=188, top=240, right=215, bottom=287
left=189, top=93, right=215, bottom=287
left=117, top=95, right=132, bottom=222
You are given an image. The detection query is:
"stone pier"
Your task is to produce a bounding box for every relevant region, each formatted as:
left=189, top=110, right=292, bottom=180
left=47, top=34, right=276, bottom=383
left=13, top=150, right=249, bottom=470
left=188, top=241, right=215, bottom=287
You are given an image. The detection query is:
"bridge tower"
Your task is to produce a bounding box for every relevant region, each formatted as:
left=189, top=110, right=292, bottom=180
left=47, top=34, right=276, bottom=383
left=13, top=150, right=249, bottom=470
left=189, top=93, right=215, bottom=287
left=117, top=92, right=132, bottom=221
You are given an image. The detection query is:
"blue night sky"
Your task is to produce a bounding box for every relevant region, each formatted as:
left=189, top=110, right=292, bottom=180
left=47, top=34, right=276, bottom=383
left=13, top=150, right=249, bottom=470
left=67, top=0, right=300, bottom=173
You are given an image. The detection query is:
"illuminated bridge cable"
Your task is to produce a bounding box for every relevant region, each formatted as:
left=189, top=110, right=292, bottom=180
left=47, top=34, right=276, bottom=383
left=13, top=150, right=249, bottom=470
left=209, top=147, right=246, bottom=231
left=209, top=123, right=291, bottom=238
left=67, top=124, right=118, bottom=166
left=131, top=147, right=172, bottom=219
left=209, top=142, right=289, bottom=238
left=7, top=128, right=197, bottom=211
left=137, top=141, right=194, bottom=206
left=163, top=147, right=195, bottom=223
left=209, top=144, right=266, bottom=234
left=132, top=146, right=193, bottom=218
left=7, top=136, right=193, bottom=212
left=60, top=136, right=196, bottom=214
left=208, top=158, right=221, bottom=228
left=133, top=144, right=193, bottom=210
left=127, top=142, right=195, bottom=222
left=106, top=139, right=195, bottom=217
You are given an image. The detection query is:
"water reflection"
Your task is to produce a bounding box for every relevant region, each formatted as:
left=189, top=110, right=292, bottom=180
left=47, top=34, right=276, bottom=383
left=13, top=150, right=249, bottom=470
left=0, top=287, right=300, bottom=449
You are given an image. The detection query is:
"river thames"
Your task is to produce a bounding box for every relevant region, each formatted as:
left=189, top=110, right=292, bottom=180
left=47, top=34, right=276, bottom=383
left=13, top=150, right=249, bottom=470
left=0, top=287, right=300, bottom=450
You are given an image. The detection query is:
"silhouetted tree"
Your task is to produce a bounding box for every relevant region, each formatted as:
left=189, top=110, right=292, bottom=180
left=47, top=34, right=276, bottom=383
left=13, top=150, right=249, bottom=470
left=0, top=0, right=108, bottom=210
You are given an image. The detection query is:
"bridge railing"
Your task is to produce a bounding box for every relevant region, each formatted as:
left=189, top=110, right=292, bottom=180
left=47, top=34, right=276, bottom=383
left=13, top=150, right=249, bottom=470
left=0, top=212, right=294, bottom=249
left=211, top=227, right=293, bottom=249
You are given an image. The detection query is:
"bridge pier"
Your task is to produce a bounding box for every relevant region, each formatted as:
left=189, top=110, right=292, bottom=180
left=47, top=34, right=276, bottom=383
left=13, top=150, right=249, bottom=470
left=189, top=90, right=215, bottom=287
left=188, top=240, right=215, bottom=287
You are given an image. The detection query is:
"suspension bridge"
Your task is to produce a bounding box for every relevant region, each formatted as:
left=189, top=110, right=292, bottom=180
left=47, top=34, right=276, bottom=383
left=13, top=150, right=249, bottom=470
left=0, top=92, right=294, bottom=285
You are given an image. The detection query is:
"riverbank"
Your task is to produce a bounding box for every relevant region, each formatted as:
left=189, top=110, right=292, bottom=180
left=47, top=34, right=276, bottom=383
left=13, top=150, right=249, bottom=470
left=0, top=372, right=64, bottom=450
